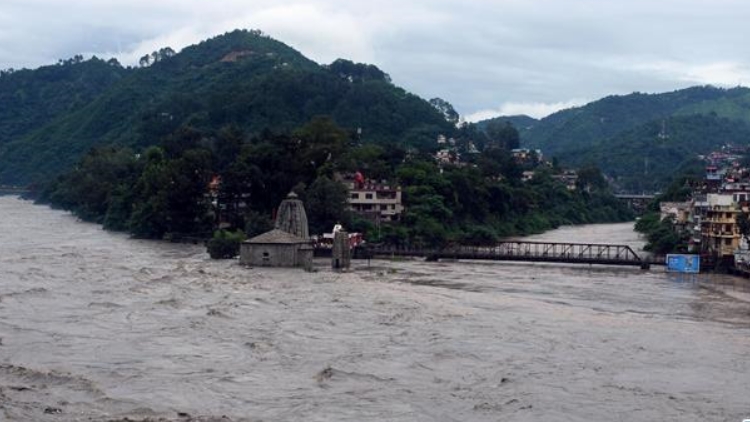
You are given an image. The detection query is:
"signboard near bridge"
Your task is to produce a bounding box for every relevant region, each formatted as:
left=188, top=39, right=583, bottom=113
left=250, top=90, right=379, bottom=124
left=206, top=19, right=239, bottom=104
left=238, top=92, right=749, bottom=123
left=666, top=254, right=700, bottom=273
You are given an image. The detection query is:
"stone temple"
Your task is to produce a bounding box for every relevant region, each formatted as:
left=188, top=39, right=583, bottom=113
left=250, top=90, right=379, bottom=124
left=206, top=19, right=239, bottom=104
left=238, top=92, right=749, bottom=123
left=239, top=192, right=313, bottom=269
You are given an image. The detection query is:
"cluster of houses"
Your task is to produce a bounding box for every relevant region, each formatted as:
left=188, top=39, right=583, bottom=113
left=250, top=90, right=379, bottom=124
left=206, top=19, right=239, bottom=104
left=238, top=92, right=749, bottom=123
left=434, top=134, right=480, bottom=166
left=659, top=145, right=750, bottom=269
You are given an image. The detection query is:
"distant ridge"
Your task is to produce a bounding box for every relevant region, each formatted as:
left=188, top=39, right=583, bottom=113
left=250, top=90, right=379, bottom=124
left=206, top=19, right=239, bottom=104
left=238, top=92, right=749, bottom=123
left=478, top=86, right=750, bottom=191
left=475, top=115, right=538, bottom=132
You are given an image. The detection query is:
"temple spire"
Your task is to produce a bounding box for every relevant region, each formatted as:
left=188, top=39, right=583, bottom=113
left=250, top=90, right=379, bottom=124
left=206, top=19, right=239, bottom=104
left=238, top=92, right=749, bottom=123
left=274, top=192, right=309, bottom=240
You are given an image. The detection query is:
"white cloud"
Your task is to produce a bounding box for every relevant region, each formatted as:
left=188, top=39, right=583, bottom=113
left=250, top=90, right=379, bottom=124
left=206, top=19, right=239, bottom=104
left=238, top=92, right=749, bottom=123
left=465, top=99, right=589, bottom=121
left=225, top=4, right=376, bottom=64
left=95, top=3, right=377, bottom=68
left=628, top=60, right=750, bottom=87
left=2, top=0, right=750, bottom=117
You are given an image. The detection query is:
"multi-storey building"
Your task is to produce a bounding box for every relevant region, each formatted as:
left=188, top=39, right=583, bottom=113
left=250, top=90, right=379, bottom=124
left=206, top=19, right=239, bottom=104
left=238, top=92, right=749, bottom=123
left=345, top=175, right=404, bottom=222
left=700, top=194, right=741, bottom=258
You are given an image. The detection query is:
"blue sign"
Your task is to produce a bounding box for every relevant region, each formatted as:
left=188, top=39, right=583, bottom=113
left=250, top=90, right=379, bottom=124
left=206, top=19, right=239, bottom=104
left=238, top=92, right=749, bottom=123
left=666, top=254, right=700, bottom=273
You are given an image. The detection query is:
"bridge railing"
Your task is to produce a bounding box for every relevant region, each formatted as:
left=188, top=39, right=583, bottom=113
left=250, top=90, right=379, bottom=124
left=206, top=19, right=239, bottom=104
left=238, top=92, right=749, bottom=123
left=362, top=241, right=645, bottom=266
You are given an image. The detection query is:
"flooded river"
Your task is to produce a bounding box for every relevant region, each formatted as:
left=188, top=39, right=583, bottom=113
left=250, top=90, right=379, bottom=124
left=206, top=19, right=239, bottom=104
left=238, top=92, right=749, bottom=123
left=1, top=196, right=749, bottom=421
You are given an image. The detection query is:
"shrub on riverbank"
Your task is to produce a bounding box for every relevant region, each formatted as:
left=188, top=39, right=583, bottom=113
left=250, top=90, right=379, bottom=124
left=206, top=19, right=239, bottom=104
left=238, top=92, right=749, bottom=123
left=207, top=230, right=246, bottom=259
left=635, top=213, right=690, bottom=255
left=39, top=119, right=634, bottom=250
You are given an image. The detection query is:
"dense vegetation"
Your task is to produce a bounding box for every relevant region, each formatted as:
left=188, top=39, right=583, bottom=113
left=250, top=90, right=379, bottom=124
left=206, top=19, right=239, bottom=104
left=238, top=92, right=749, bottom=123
left=38, top=114, right=633, bottom=248
left=634, top=214, right=690, bottom=255
left=3, top=29, right=636, bottom=251
left=633, top=176, right=697, bottom=255
left=0, top=30, right=452, bottom=185
left=0, top=56, right=127, bottom=147
left=7, top=29, right=750, bottom=198
left=560, top=114, right=750, bottom=192
left=481, top=86, right=750, bottom=192
left=514, top=86, right=750, bottom=155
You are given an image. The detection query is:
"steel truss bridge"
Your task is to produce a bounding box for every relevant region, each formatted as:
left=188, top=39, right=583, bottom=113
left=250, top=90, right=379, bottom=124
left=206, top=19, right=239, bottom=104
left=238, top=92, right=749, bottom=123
left=363, top=241, right=659, bottom=268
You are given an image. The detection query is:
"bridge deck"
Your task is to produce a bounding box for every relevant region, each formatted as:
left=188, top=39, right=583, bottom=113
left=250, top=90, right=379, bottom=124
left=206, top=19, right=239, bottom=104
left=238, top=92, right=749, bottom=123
left=364, top=241, right=653, bottom=267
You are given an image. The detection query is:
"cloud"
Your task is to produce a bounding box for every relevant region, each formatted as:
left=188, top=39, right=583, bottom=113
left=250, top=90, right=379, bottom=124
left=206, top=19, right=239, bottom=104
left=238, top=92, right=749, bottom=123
left=2, top=0, right=750, bottom=120
left=465, top=99, right=589, bottom=121
left=224, top=4, right=376, bottom=64
left=628, top=60, right=750, bottom=87
left=93, top=2, right=379, bottom=68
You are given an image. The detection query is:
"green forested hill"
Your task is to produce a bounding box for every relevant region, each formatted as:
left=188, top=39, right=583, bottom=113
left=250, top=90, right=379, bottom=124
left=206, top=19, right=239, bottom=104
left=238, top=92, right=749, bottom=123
left=0, top=56, right=129, bottom=146
left=558, top=114, right=750, bottom=192
left=476, top=115, right=538, bottom=132
left=673, top=90, right=750, bottom=121
left=478, top=86, right=750, bottom=191
left=28, top=31, right=634, bottom=245
left=515, top=86, right=750, bottom=156
left=0, top=30, right=453, bottom=185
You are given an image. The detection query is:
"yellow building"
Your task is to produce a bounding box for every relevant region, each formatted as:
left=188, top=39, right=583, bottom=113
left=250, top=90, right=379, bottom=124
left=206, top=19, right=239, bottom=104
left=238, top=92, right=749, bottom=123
left=700, top=194, right=741, bottom=258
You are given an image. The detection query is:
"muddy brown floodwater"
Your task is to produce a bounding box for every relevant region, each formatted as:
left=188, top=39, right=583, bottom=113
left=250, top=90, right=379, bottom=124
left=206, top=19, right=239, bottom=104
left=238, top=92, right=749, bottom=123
left=1, top=196, right=749, bottom=421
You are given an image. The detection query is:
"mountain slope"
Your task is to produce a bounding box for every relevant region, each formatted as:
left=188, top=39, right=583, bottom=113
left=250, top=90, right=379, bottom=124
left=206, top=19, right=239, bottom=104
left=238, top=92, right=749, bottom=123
left=559, top=114, right=750, bottom=192
left=0, top=57, right=129, bottom=146
left=494, top=86, right=750, bottom=156
left=475, top=115, right=538, bottom=132
left=478, top=86, right=750, bottom=191
left=0, top=30, right=453, bottom=185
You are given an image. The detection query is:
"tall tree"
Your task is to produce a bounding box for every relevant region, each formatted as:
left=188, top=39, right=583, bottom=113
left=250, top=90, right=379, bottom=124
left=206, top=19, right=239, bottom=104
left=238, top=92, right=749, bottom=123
left=485, top=120, right=520, bottom=150
left=429, top=97, right=460, bottom=125
left=303, top=175, right=350, bottom=235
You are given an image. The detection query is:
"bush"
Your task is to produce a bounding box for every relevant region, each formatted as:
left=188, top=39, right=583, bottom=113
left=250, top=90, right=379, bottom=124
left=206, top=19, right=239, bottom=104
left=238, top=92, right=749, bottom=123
left=207, top=229, right=246, bottom=259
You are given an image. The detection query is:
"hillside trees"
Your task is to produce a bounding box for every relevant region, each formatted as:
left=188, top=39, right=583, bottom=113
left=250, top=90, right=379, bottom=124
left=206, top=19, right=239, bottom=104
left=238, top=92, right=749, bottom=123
left=304, top=175, right=350, bottom=235
left=485, top=120, right=520, bottom=150
left=138, top=47, right=177, bottom=67
left=0, top=30, right=453, bottom=186
left=40, top=146, right=139, bottom=223
left=40, top=116, right=634, bottom=247
left=0, top=56, right=129, bottom=149
left=429, top=97, right=460, bottom=125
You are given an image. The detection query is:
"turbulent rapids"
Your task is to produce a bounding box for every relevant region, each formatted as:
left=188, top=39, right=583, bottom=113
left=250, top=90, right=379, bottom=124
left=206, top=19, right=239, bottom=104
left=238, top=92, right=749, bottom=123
left=1, top=196, right=749, bottom=421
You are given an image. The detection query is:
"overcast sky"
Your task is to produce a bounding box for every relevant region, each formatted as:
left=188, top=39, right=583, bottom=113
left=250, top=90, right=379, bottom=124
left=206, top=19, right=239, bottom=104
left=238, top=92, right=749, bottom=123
left=2, top=0, right=749, bottom=120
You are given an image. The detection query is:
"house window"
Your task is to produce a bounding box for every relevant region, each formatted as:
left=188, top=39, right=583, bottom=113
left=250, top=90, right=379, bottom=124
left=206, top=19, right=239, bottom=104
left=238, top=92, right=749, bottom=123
left=725, top=238, right=732, bottom=245
left=350, top=193, right=359, bottom=199
left=365, top=193, right=373, bottom=199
